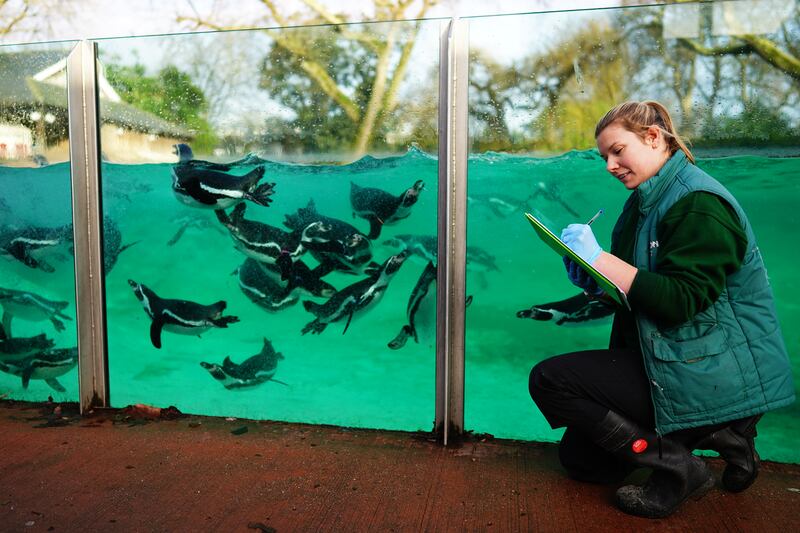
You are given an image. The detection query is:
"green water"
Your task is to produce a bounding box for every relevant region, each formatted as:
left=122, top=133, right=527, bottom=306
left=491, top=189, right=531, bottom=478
left=1, top=149, right=798, bottom=463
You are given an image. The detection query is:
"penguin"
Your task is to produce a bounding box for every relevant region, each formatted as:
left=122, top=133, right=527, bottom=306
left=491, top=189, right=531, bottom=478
left=167, top=214, right=228, bottom=246
left=388, top=261, right=437, bottom=350
left=215, top=203, right=298, bottom=277
left=516, top=292, right=614, bottom=326
left=0, top=346, right=77, bottom=392
left=128, top=280, right=240, bottom=349
left=284, top=199, right=375, bottom=277
left=0, top=224, right=72, bottom=273
left=467, top=192, right=535, bottom=219
left=171, top=162, right=275, bottom=210
left=0, top=334, right=55, bottom=362
left=350, top=180, right=425, bottom=239
left=530, top=180, right=580, bottom=217
left=237, top=258, right=336, bottom=313
left=200, top=337, right=286, bottom=390
left=383, top=233, right=500, bottom=271
left=0, top=287, right=72, bottom=337
left=173, top=143, right=264, bottom=170
left=301, top=250, right=409, bottom=335
left=100, top=216, right=138, bottom=274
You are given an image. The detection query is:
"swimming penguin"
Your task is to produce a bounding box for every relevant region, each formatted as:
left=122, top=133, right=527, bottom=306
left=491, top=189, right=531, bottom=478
left=383, top=233, right=500, bottom=271
left=215, top=203, right=298, bottom=277
left=173, top=143, right=264, bottom=170
left=0, top=346, right=77, bottom=392
left=237, top=258, right=336, bottom=313
left=100, top=216, right=138, bottom=273
left=128, top=280, right=240, bottom=349
left=350, top=180, right=425, bottom=239
left=467, top=192, right=536, bottom=219
left=171, top=162, right=275, bottom=210
left=301, top=250, right=409, bottom=335
left=0, top=224, right=72, bottom=273
left=516, top=292, right=614, bottom=326
left=167, top=213, right=228, bottom=246
left=236, top=258, right=299, bottom=313
left=0, top=287, right=72, bottom=337
left=530, top=180, right=580, bottom=217
left=284, top=199, right=375, bottom=277
left=200, top=338, right=286, bottom=390
left=388, top=261, right=437, bottom=350
left=0, top=334, right=55, bottom=362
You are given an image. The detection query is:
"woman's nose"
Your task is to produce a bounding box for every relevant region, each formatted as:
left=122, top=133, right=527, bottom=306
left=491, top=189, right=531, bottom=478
left=606, top=157, right=618, bottom=172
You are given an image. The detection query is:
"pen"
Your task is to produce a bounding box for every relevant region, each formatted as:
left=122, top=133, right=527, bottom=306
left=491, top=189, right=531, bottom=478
left=586, top=209, right=604, bottom=226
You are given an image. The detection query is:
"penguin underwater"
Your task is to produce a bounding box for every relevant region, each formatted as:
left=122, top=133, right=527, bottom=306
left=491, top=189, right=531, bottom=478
left=285, top=199, right=376, bottom=277
left=215, top=203, right=298, bottom=278
left=0, top=287, right=72, bottom=336
left=388, top=260, right=437, bottom=349
left=0, top=346, right=77, bottom=392
left=516, top=292, right=614, bottom=326
left=350, top=180, right=425, bottom=239
left=128, top=280, right=240, bottom=349
left=0, top=223, right=72, bottom=273
left=236, top=257, right=336, bottom=313
left=200, top=337, right=286, bottom=390
left=301, top=250, right=409, bottom=335
left=171, top=145, right=275, bottom=210
left=0, top=334, right=55, bottom=362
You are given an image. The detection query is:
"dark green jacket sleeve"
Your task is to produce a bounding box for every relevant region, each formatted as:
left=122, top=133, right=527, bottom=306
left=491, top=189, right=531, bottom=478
left=627, top=192, right=748, bottom=327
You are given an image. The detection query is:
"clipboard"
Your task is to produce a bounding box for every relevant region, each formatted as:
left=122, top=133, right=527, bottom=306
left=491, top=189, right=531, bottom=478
left=524, top=212, right=630, bottom=310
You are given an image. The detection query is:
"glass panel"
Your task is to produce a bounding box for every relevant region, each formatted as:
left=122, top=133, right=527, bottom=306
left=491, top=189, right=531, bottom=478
left=466, top=1, right=800, bottom=463
left=0, top=41, right=80, bottom=401
left=96, top=20, right=440, bottom=431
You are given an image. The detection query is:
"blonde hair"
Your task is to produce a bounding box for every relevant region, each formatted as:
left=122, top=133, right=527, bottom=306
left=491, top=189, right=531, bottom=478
left=595, top=101, right=695, bottom=164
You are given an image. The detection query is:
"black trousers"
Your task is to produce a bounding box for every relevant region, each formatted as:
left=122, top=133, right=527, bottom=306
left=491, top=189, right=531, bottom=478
left=529, top=349, right=733, bottom=482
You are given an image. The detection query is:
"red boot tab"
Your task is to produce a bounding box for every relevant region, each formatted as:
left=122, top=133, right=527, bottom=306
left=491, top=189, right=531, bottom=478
left=632, top=439, right=648, bottom=453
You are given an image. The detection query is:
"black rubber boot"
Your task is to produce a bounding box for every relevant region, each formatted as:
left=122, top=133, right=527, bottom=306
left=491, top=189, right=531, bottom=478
left=693, top=415, right=762, bottom=493
left=559, top=427, right=635, bottom=485
left=589, top=410, right=714, bottom=519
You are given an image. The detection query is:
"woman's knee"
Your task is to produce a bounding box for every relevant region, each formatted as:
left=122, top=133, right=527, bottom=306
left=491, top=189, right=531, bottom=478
left=529, top=359, right=556, bottom=404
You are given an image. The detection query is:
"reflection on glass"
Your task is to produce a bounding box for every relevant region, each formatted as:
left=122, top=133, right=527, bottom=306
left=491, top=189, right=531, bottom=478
left=0, top=42, right=80, bottom=401
left=96, top=20, right=439, bottom=431
left=466, top=2, right=800, bottom=463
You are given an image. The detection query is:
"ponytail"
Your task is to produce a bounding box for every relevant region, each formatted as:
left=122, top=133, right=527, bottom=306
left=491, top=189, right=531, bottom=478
left=595, top=100, right=695, bottom=164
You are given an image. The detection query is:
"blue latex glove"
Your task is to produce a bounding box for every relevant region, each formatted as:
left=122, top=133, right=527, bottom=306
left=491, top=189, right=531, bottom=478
left=563, top=256, right=603, bottom=296
left=561, top=223, right=602, bottom=265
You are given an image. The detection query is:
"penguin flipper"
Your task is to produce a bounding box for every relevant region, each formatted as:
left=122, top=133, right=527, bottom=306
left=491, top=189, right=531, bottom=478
left=45, top=378, right=66, bottom=392
left=2, top=311, right=11, bottom=338
left=150, top=316, right=165, bottom=349
left=50, top=317, right=66, bottom=332
left=342, top=308, right=355, bottom=335
left=367, top=217, right=383, bottom=240
left=212, top=315, right=240, bottom=328
left=22, top=367, right=32, bottom=389
left=388, top=325, right=413, bottom=350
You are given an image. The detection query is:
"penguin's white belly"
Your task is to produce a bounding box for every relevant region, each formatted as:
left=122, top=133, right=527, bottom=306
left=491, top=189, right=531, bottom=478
left=163, top=323, right=213, bottom=336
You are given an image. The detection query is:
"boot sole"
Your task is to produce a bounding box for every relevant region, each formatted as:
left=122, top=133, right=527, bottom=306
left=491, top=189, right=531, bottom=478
left=615, top=474, right=714, bottom=519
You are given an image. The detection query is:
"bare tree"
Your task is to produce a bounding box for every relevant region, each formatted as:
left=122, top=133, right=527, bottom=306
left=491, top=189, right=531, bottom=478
left=176, top=0, right=438, bottom=158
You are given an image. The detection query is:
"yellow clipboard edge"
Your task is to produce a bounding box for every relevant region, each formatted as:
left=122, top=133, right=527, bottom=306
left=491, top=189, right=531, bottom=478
left=524, top=212, right=631, bottom=311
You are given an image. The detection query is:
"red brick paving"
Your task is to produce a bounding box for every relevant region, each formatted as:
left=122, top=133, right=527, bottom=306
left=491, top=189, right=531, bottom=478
left=1, top=401, right=798, bottom=532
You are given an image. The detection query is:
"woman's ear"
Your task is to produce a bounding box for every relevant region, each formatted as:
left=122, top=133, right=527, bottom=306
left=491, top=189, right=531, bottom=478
left=645, top=125, right=661, bottom=148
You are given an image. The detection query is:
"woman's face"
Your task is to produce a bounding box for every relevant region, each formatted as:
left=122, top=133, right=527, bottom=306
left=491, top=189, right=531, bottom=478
left=596, top=122, right=669, bottom=190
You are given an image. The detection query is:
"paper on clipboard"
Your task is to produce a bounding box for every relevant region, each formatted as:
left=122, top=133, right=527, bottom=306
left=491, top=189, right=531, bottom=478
left=524, top=212, right=630, bottom=310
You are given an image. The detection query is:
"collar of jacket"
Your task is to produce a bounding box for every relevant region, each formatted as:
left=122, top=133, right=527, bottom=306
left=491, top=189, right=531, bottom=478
left=635, top=150, right=688, bottom=215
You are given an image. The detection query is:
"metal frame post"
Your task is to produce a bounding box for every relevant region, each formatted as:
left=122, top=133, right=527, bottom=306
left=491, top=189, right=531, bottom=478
left=436, top=18, right=469, bottom=445
left=66, top=40, right=109, bottom=412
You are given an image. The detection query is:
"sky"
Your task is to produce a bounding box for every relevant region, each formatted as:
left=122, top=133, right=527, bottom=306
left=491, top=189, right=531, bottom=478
left=2, top=0, right=632, bottom=43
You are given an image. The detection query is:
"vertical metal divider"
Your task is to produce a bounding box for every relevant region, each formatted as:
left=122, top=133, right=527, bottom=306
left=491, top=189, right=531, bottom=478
left=67, top=40, right=109, bottom=413
left=436, top=19, right=469, bottom=445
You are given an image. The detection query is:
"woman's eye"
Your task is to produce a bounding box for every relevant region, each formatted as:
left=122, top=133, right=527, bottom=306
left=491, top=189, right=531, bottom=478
left=614, top=148, right=622, bottom=154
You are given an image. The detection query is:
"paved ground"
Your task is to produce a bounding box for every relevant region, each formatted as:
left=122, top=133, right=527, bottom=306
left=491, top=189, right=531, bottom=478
left=1, top=400, right=798, bottom=532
